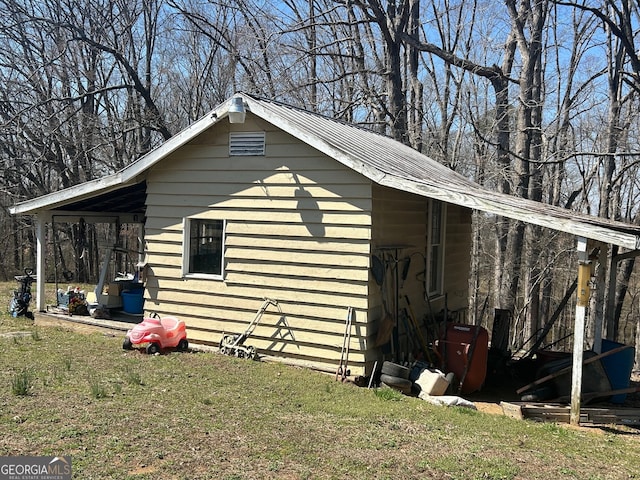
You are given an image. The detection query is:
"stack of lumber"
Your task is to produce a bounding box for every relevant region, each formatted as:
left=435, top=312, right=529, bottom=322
left=501, top=401, right=640, bottom=426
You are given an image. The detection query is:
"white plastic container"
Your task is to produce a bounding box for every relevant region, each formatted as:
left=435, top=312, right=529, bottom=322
left=414, top=368, right=450, bottom=396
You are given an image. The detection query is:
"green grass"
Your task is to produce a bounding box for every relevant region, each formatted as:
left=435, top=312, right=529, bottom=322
left=0, top=304, right=638, bottom=479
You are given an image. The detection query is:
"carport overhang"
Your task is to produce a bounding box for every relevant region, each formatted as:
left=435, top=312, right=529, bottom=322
left=29, top=181, right=147, bottom=224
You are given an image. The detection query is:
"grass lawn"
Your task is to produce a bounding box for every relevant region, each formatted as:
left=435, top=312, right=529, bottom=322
left=0, top=284, right=638, bottom=479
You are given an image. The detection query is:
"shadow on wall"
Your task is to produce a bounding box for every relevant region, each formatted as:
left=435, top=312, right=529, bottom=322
left=144, top=266, right=159, bottom=302
left=266, top=314, right=299, bottom=352
left=295, top=186, right=325, bottom=238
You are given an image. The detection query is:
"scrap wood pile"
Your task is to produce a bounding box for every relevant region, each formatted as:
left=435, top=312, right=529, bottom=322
left=501, top=401, right=640, bottom=426
left=513, top=343, right=639, bottom=405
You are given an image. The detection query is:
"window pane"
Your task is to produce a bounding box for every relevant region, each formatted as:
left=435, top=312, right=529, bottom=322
left=431, top=201, right=442, bottom=243
left=427, top=200, right=443, bottom=295
left=189, top=219, right=224, bottom=275
left=430, top=245, right=441, bottom=292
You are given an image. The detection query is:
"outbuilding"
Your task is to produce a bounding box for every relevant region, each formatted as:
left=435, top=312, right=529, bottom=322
left=11, top=94, right=640, bottom=419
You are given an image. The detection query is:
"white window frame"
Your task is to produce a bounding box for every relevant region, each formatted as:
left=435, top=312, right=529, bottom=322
left=182, top=218, right=226, bottom=280
left=426, top=200, right=446, bottom=296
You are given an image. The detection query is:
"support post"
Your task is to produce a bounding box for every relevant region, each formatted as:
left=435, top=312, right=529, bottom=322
left=603, top=245, right=618, bottom=351
left=35, top=214, right=46, bottom=312
left=571, top=237, right=590, bottom=425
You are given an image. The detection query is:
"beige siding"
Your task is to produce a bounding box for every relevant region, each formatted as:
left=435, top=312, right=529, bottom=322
left=143, top=118, right=372, bottom=374
left=370, top=185, right=472, bottom=361
left=370, top=185, right=430, bottom=362
left=442, top=206, right=472, bottom=315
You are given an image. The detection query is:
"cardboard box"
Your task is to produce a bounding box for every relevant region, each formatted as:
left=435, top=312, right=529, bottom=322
left=108, top=282, right=123, bottom=296
left=99, top=294, right=122, bottom=308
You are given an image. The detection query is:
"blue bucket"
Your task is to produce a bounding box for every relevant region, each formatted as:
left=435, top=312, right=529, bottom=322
left=121, top=291, right=144, bottom=314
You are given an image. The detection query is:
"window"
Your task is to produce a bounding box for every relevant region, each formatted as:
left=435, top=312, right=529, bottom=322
left=427, top=200, right=445, bottom=295
left=183, top=219, right=225, bottom=278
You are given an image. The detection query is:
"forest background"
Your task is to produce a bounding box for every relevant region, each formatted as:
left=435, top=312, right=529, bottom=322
left=2, top=0, right=640, bottom=360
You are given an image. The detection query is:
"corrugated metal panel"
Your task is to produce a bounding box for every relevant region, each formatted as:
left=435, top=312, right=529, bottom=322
left=243, top=94, right=640, bottom=250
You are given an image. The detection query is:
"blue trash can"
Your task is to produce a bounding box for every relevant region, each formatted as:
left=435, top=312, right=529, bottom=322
left=121, top=290, right=144, bottom=314
left=600, top=339, right=635, bottom=404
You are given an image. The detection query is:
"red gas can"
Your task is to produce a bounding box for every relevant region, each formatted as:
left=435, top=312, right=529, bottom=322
left=435, top=323, right=489, bottom=394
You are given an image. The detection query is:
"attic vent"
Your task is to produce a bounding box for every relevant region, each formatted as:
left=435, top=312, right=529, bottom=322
left=229, top=132, right=265, bottom=156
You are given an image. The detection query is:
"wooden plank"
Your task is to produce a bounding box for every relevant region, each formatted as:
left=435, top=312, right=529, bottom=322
left=225, top=235, right=371, bottom=254
left=226, top=261, right=367, bottom=281
left=149, top=296, right=369, bottom=328
left=146, top=235, right=371, bottom=255
left=147, top=279, right=371, bottom=309
left=227, top=221, right=372, bottom=239
left=146, top=169, right=368, bottom=185
left=224, top=272, right=369, bottom=295
left=148, top=247, right=371, bottom=269
left=192, top=321, right=365, bottom=350
left=144, top=221, right=372, bottom=241
left=151, top=150, right=346, bottom=172
left=500, top=402, right=640, bottom=425
left=145, top=246, right=372, bottom=269
left=146, top=193, right=372, bottom=212
left=144, top=209, right=372, bottom=226
left=147, top=182, right=372, bottom=199
left=552, top=387, right=640, bottom=404
left=499, top=402, right=524, bottom=420
left=149, top=263, right=368, bottom=284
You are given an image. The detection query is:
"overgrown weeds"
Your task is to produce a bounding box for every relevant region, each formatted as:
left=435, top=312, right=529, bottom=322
left=88, top=374, right=107, bottom=399
left=11, top=368, right=33, bottom=396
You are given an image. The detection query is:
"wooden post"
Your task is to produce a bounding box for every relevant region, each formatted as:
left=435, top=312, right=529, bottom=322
left=571, top=237, right=590, bottom=425
left=35, top=214, right=46, bottom=312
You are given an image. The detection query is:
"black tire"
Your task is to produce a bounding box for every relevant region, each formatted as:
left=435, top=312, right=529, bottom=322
left=177, top=338, right=189, bottom=352
left=380, top=374, right=413, bottom=395
left=123, top=337, right=133, bottom=350
left=381, top=382, right=412, bottom=395
left=146, top=343, right=160, bottom=355
left=380, top=373, right=413, bottom=390
left=381, top=361, right=410, bottom=379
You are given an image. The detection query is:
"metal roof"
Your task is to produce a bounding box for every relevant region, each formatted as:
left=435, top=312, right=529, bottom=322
left=11, top=92, right=640, bottom=249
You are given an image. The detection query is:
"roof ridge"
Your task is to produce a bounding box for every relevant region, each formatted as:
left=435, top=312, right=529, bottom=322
left=240, top=92, right=396, bottom=140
